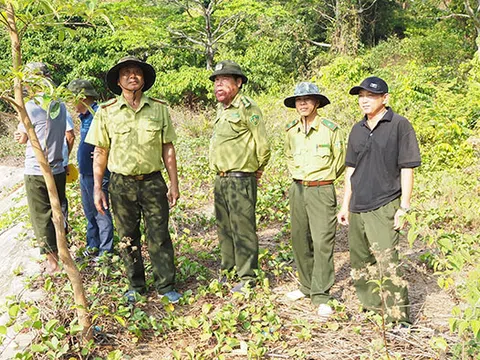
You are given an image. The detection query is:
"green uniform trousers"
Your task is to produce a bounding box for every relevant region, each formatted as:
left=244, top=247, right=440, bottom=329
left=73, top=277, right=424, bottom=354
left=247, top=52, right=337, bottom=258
left=109, top=172, right=175, bottom=294
left=214, top=175, right=258, bottom=281
left=289, top=182, right=337, bottom=305
left=348, top=198, right=410, bottom=323
left=25, top=172, right=66, bottom=254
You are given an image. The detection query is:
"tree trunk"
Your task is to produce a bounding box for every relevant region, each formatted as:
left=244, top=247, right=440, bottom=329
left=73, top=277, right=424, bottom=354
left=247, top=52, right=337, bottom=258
left=6, top=2, right=92, bottom=343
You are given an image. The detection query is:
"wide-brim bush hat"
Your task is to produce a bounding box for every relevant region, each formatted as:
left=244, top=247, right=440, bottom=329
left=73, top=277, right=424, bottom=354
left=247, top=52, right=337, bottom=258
left=106, top=55, right=156, bottom=95
left=349, top=76, right=388, bottom=95
left=284, top=82, right=330, bottom=108
left=209, top=60, right=248, bottom=84
left=68, top=79, right=99, bottom=98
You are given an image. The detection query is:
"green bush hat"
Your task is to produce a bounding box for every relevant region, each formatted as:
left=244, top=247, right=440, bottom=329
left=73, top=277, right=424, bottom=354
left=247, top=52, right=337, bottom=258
left=283, top=82, right=330, bottom=108
left=209, top=60, right=248, bottom=84
left=349, top=76, right=388, bottom=95
left=67, top=79, right=99, bottom=98
left=106, top=55, right=156, bottom=95
left=25, top=62, right=51, bottom=78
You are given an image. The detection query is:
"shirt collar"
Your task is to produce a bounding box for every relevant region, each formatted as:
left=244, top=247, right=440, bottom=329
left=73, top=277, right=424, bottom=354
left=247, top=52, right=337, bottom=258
left=79, top=102, right=98, bottom=120
left=361, top=106, right=393, bottom=127
left=118, top=93, right=150, bottom=110
left=228, top=91, right=243, bottom=109
left=296, top=114, right=321, bottom=132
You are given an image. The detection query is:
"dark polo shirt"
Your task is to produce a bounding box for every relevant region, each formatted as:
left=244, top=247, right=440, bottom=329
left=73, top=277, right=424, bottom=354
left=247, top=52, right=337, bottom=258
left=345, top=107, right=421, bottom=213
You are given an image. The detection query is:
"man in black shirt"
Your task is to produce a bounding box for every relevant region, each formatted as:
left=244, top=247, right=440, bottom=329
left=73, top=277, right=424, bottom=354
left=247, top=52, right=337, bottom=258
left=337, top=77, right=421, bottom=323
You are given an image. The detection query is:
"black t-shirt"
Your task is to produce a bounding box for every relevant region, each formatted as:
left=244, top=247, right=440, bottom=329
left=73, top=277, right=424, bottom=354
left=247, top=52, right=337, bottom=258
left=345, top=108, right=421, bottom=213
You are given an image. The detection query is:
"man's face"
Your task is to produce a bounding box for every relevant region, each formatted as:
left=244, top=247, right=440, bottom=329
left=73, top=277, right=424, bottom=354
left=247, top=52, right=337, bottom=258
left=118, top=65, right=145, bottom=92
left=295, top=96, right=318, bottom=117
left=74, top=98, right=88, bottom=114
left=214, top=75, right=242, bottom=105
left=358, top=90, right=388, bottom=116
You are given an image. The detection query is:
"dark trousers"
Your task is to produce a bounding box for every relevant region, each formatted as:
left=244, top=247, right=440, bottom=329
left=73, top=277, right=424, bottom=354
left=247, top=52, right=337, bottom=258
left=80, top=174, right=114, bottom=255
left=214, top=176, right=258, bottom=281
left=109, top=172, right=175, bottom=294
left=25, top=172, right=66, bottom=254
left=289, top=182, right=337, bottom=305
left=348, top=198, right=410, bottom=322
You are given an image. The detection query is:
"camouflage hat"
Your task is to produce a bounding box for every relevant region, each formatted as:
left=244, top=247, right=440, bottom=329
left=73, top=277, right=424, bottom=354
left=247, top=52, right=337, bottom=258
left=284, top=82, right=330, bottom=108
left=106, top=55, right=156, bottom=95
left=209, top=60, right=248, bottom=84
left=25, top=62, right=51, bottom=77
left=67, top=79, right=99, bottom=98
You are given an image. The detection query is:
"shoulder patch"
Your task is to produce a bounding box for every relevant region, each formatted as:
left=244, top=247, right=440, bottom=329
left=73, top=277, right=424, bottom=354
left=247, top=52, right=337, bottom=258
left=150, top=97, right=167, bottom=105
left=321, top=118, right=338, bottom=131
left=285, top=119, right=299, bottom=131
left=100, top=98, right=117, bottom=109
left=240, top=96, right=251, bottom=108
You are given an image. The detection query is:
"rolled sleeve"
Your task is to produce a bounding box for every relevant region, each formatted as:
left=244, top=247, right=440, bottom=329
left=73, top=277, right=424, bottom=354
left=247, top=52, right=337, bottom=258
left=246, top=108, right=270, bottom=170
left=161, top=108, right=177, bottom=144
left=85, top=107, right=110, bottom=149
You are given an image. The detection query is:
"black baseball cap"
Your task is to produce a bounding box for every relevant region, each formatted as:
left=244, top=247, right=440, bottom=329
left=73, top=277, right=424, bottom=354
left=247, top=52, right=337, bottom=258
left=349, top=76, right=388, bottom=95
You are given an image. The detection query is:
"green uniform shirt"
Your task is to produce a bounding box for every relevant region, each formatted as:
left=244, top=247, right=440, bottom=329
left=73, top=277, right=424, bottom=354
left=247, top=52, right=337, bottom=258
left=85, top=94, right=176, bottom=176
left=210, top=92, right=270, bottom=172
left=285, top=115, right=345, bottom=181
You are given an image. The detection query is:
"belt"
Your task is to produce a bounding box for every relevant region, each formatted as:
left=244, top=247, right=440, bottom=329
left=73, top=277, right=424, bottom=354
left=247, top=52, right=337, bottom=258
left=294, top=179, right=333, bottom=186
left=217, top=171, right=254, bottom=178
left=122, top=171, right=161, bottom=181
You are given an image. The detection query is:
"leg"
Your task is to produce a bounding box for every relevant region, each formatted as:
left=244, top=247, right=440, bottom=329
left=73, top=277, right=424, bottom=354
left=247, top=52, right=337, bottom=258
left=307, top=184, right=337, bottom=305
left=79, top=174, right=100, bottom=250
left=226, top=177, right=258, bottom=281
left=139, top=173, right=176, bottom=294
left=96, top=176, right=114, bottom=254
left=348, top=211, right=380, bottom=310
left=214, top=176, right=236, bottom=273
left=289, top=182, right=313, bottom=297
left=363, top=199, right=410, bottom=322
left=109, top=174, right=145, bottom=293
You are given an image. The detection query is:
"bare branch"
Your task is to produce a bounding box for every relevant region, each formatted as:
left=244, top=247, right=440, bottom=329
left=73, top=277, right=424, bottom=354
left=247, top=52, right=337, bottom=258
left=211, top=13, right=241, bottom=38
left=0, top=96, right=21, bottom=110
left=305, top=39, right=332, bottom=48
left=168, top=28, right=205, bottom=46
left=357, top=0, right=378, bottom=14
left=437, top=13, right=470, bottom=20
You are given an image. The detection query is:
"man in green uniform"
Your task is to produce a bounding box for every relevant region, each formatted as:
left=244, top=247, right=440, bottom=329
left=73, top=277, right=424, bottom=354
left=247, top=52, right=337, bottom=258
left=209, top=60, right=271, bottom=293
left=86, top=56, right=181, bottom=303
left=284, top=82, right=345, bottom=319
left=337, top=77, right=421, bottom=323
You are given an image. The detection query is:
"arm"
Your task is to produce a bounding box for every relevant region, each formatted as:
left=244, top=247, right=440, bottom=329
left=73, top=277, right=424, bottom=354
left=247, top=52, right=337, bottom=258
left=162, top=142, right=180, bottom=207
left=331, top=129, right=346, bottom=178
left=93, top=146, right=109, bottom=215
left=393, top=168, right=414, bottom=230
left=337, top=166, right=355, bottom=225
left=65, top=130, right=75, bottom=156
left=247, top=109, right=271, bottom=179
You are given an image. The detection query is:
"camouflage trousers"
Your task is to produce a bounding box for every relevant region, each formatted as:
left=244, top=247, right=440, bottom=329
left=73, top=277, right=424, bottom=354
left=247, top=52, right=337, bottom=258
left=348, top=198, right=410, bottom=323
left=289, top=182, right=337, bottom=305
left=214, top=175, right=258, bottom=281
left=109, top=172, right=175, bottom=294
left=25, top=172, right=66, bottom=254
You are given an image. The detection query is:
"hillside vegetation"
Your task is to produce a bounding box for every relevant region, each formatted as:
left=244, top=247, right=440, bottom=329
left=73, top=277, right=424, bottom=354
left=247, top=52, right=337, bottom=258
left=0, top=0, right=479, bottom=359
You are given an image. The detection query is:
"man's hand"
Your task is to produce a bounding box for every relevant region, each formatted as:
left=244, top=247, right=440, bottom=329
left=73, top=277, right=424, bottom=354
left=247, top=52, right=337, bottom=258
left=337, top=206, right=349, bottom=226
left=255, top=170, right=263, bottom=180
left=393, top=208, right=407, bottom=230
left=14, top=130, right=27, bottom=144
left=167, top=185, right=180, bottom=208
left=94, top=187, right=108, bottom=215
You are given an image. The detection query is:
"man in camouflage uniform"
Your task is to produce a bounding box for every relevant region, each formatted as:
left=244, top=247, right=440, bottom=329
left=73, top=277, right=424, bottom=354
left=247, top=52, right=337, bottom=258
left=209, top=60, right=271, bottom=293
left=284, top=82, right=345, bottom=319
left=86, top=56, right=181, bottom=303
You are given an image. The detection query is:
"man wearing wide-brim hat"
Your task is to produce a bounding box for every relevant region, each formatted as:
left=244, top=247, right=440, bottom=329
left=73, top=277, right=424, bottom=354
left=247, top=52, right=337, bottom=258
left=283, top=82, right=345, bottom=320
left=85, top=56, right=182, bottom=304
left=68, top=79, right=114, bottom=261
left=209, top=60, right=271, bottom=294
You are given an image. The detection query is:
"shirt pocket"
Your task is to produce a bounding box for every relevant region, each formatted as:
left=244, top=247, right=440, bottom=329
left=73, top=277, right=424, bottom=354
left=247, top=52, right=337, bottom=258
left=217, top=116, right=243, bottom=138
left=315, top=144, right=331, bottom=157
left=139, top=119, right=163, bottom=145
left=111, top=124, right=131, bottom=147
left=311, top=144, right=331, bottom=169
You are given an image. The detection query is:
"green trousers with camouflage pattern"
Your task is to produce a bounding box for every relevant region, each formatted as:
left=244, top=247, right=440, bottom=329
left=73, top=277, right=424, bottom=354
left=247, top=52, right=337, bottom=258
left=109, top=172, right=176, bottom=294
left=214, top=175, right=258, bottom=282
left=289, top=182, right=337, bottom=305
left=348, top=198, right=410, bottom=323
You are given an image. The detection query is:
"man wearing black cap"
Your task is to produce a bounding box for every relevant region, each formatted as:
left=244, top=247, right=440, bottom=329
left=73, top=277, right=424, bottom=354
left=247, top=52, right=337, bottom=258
left=283, top=82, right=345, bottom=320
left=337, top=76, right=421, bottom=323
left=209, top=60, right=271, bottom=293
left=86, top=56, right=181, bottom=303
